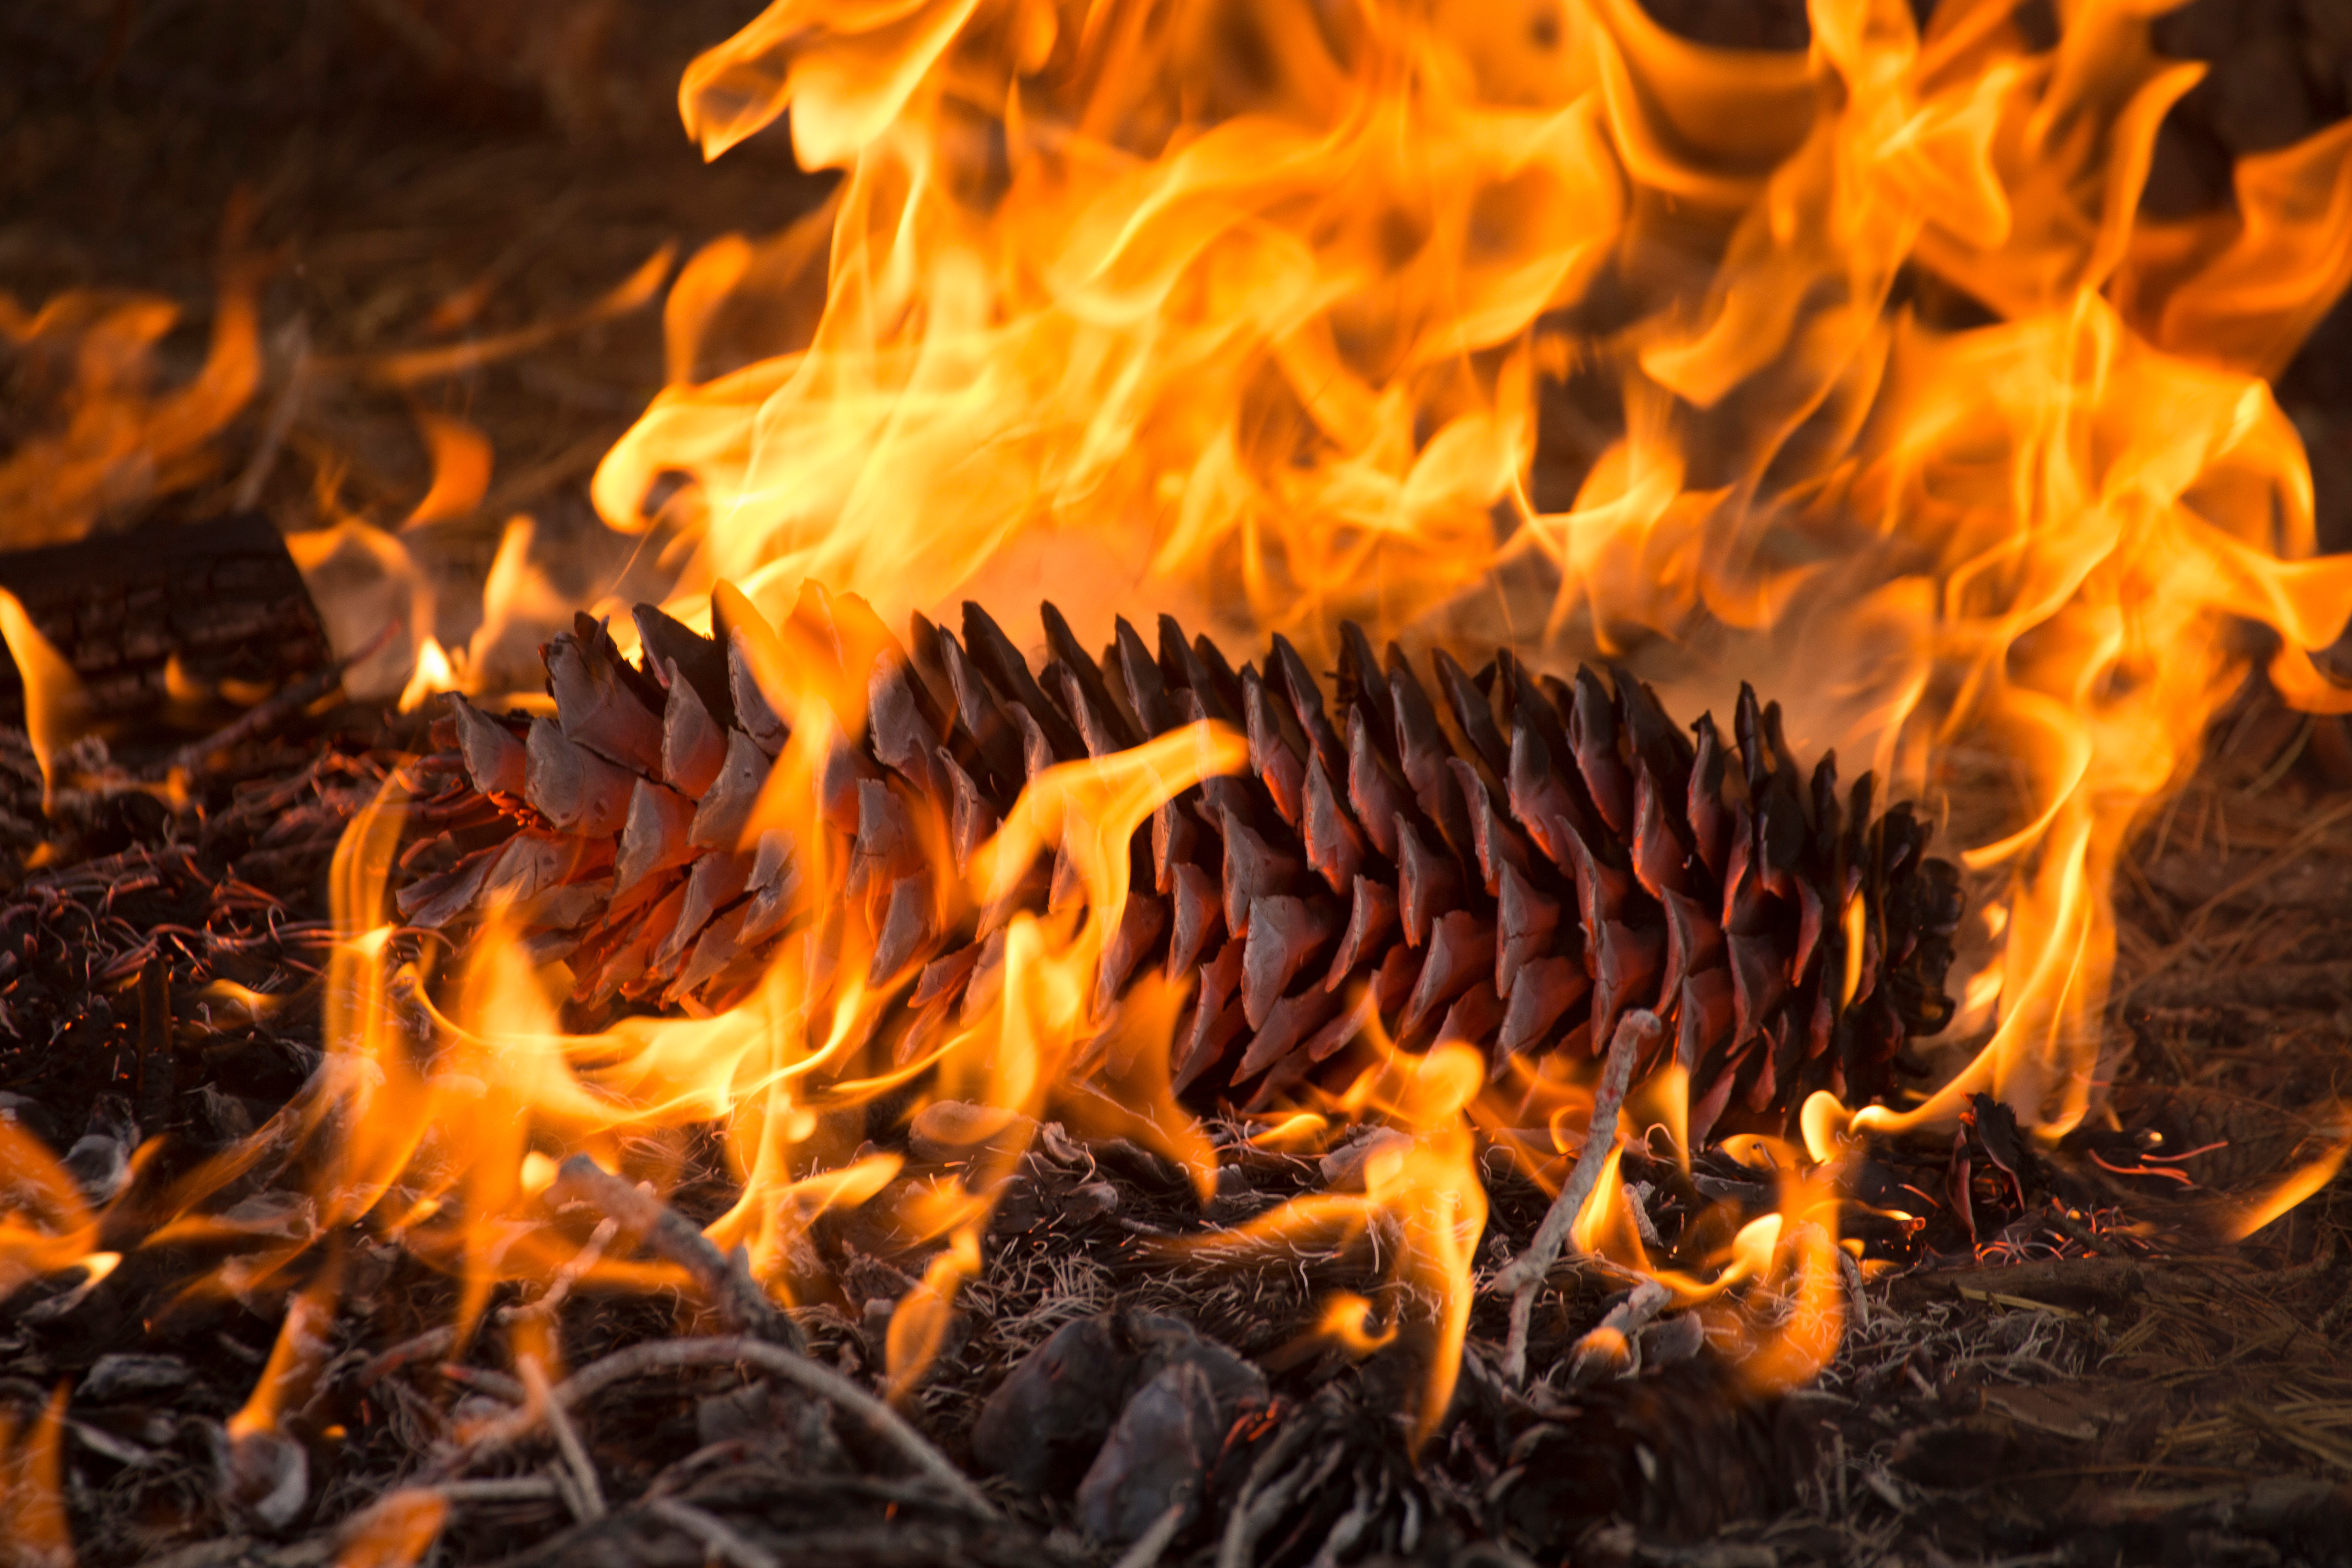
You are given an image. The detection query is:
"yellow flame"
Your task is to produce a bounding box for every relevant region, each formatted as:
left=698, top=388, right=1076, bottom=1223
left=0, top=1384, right=73, bottom=1567
left=2224, top=1126, right=2352, bottom=1242
left=612, top=0, right=2352, bottom=1176
left=0, top=589, right=93, bottom=815
left=14, top=0, right=2352, bottom=1437
left=1317, top=1292, right=1400, bottom=1355
left=400, top=410, right=493, bottom=530
left=1248, top=1112, right=1330, bottom=1152
left=227, top=1259, right=342, bottom=1443
left=397, top=636, right=458, bottom=714
left=1191, top=1023, right=1485, bottom=1451
left=0, top=264, right=259, bottom=547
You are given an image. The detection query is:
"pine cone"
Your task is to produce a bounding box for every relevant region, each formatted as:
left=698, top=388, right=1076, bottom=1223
left=392, top=584, right=1961, bottom=1135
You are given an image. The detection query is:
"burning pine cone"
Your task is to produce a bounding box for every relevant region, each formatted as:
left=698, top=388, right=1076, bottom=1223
left=394, top=585, right=1960, bottom=1137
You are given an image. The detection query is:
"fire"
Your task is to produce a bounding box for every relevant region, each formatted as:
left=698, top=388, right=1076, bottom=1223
left=0, top=265, right=259, bottom=548
left=0, top=590, right=92, bottom=814
left=0, top=1385, right=72, bottom=1568
left=398, top=412, right=495, bottom=531
left=0, top=1116, right=100, bottom=1305
left=576, top=0, right=2352, bottom=1183
left=1189, top=1023, right=1488, bottom=1446
left=8, top=0, right=2352, bottom=1520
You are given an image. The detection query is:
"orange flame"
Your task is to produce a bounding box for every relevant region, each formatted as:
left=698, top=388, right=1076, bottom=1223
left=334, top=1488, right=449, bottom=1568
left=0, top=266, right=259, bottom=547
left=1192, top=1021, right=1486, bottom=1449
left=0, top=1385, right=73, bottom=1568
left=1316, top=1292, right=1400, bottom=1356
left=606, top=0, right=2352, bottom=1167
left=0, top=1119, right=100, bottom=1305
left=399, top=410, right=494, bottom=530
left=30, top=664, right=1253, bottom=1405
left=9, top=0, right=2352, bottom=1447
left=0, top=590, right=94, bottom=815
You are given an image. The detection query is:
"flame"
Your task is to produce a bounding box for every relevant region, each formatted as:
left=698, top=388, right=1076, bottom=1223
left=12, top=0, right=2352, bottom=1469
left=227, top=1262, right=343, bottom=1444
left=0, top=266, right=260, bottom=547
left=2223, top=1122, right=2352, bottom=1242
left=391, top=515, right=580, bottom=708
left=601, top=0, right=1625, bottom=631
left=0, top=590, right=94, bottom=815
left=14, top=662, right=1249, bottom=1407
left=0, top=1119, right=99, bottom=1304
left=396, top=636, right=458, bottom=714
left=334, top=1489, right=449, bottom=1568
left=1315, top=1292, right=1400, bottom=1355
left=399, top=410, right=494, bottom=530
left=0, top=1385, right=72, bottom=1568
left=605, top=0, right=2352, bottom=1159
left=1191, top=1021, right=1486, bottom=1449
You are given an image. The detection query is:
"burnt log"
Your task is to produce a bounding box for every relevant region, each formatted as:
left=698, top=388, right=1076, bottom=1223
left=0, top=511, right=334, bottom=747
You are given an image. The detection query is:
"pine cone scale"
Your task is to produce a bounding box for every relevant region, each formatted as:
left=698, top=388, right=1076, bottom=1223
left=397, top=588, right=1962, bottom=1131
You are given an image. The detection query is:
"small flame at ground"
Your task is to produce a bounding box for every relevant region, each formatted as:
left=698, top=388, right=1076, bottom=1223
left=0, top=1384, right=73, bottom=1568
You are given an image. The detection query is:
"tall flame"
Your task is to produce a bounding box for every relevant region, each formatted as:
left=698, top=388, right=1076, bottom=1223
left=599, top=0, right=2352, bottom=1153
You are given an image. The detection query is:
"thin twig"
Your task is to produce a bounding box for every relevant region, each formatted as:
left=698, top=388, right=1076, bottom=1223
left=520, top=1356, right=605, bottom=1519
left=550, top=1336, right=996, bottom=1519
left=1112, top=1502, right=1190, bottom=1568
left=1495, top=1009, right=1660, bottom=1385
left=1217, top=1402, right=1324, bottom=1568
left=1562, top=1278, right=1672, bottom=1387
left=550, top=1155, right=799, bottom=1348
left=437, top=1364, right=525, bottom=1404
left=647, top=1499, right=783, bottom=1568
left=501, top=1216, right=619, bottom=1326
left=437, top=1477, right=561, bottom=1503
left=2318, top=1274, right=2352, bottom=1335
left=355, top=1327, right=459, bottom=1390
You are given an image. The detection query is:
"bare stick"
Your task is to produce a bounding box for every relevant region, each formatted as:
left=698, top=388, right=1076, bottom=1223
left=648, top=1499, right=783, bottom=1568
left=438, top=1477, right=560, bottom=1503
left=519, top=1356, right=605, bottom=1519
left=1216, top=1408, right=1320, bottom=1568
left=548, top=1155, right=797, bottom=1348
left=1494, top=1008, right=1660, bottom=1385
left=501, top=1215, right=619, bottom=1327
left=1114, top=1501, right=1191, bottom=1568
left=550, top=1336, right=995, bottom=1519
left=355, top=1326, right=457, bottom=1390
